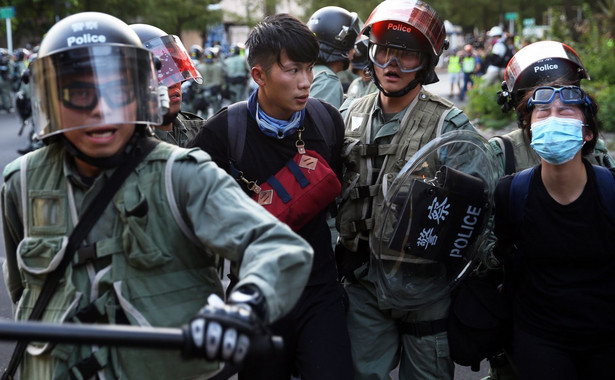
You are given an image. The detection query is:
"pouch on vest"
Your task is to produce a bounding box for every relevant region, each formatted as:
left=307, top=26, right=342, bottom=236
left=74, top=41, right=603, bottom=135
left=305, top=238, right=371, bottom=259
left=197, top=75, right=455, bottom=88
left=244, top=149, right=341, bottom=231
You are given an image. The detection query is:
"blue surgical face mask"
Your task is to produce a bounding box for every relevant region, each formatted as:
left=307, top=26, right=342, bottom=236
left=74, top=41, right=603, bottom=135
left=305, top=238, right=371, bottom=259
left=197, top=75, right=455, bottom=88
left=530, top=116, right=585, bottom=165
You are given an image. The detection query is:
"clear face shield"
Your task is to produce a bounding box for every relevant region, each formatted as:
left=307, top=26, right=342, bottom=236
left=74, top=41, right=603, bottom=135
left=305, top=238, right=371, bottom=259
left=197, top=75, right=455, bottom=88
left=143, top=34, right=203, bottom=87
left=368, top=43, right=423, bottom=73
left=370, top=130, right=499, bottom=310
left=30, top=45, right=162, bottom=140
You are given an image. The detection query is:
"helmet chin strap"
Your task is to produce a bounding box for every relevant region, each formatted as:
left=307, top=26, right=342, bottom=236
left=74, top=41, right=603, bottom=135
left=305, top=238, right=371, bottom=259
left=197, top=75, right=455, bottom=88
left=62, top=127, right=145, bottom=170
left=368, top=63, right=423, bottom=98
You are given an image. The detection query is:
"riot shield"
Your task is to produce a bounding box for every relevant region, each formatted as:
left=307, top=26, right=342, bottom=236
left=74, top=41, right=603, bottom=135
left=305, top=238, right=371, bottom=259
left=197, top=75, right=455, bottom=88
left=370, top=130, right=498, bottom=310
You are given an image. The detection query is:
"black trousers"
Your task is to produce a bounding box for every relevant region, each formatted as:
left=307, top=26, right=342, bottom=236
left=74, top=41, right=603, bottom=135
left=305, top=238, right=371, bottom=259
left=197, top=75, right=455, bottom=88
left=512, top=326, right=615, bottom=380
left=239, top=280, right=353, bottom=380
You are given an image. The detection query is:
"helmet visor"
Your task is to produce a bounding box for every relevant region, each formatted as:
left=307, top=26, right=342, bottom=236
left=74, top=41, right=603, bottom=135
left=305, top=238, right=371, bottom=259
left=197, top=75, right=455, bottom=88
left=368, top=43, right=423, bottom=73
left=30, top=45, right=162, bottom=139
left=144, top=35, right=203, bottom=86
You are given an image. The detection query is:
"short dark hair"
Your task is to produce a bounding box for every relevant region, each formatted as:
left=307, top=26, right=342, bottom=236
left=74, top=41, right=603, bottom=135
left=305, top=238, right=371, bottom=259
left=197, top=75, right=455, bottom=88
left=516, top=81, right=599, bottom=156
left=245, top=13, right=319, bottom=72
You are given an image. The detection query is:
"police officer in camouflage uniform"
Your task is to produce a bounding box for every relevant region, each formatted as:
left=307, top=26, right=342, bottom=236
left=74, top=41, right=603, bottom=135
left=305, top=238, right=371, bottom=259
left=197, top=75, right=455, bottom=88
left=307, top=6, right=361, bottom=109
left=198, top=47, right=226, bottom=118
left=11, top=48, right=30, bottom=92
left=130, top=24, right=205, bottom=147
left=1, top=12, right=313, bottom=380
left=335, top=1, right=481, bottom=378
left=0, top=48, right=14, bottom=112
left=345, top=36, right=378, bottom=102
left=224, top=44, right=250, bottom=103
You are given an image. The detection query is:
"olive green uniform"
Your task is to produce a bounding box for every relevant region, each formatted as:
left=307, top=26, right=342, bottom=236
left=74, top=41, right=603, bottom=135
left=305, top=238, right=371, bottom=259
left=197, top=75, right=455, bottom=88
left=197, top=61, right=225, bottom=117
left=2, top=140, right=313, bottom=380
left=151, top=111, right=204, bottom=147
left=223, top=54, right=250, bottom=103
left=311, top=65, right=344, bottom=109
left=337, top=90, right=481, bottom=380
left=346, top=77, right=378, bottom=101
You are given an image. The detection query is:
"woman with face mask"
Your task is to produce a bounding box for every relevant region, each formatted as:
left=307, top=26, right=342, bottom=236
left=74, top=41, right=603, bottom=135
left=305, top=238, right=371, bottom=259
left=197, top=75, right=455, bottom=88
left=491, top=82, right=615, bottom=380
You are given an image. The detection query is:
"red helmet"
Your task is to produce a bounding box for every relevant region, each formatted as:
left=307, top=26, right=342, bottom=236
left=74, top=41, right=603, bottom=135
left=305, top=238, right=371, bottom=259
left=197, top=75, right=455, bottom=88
left=361, top=0, right=447, bottom=85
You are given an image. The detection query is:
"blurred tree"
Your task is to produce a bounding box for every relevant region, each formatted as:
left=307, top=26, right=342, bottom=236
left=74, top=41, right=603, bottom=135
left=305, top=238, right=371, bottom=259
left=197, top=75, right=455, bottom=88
left=1, top=0, right=222, bottom=49
left=596, top=0, right=615, bottom=38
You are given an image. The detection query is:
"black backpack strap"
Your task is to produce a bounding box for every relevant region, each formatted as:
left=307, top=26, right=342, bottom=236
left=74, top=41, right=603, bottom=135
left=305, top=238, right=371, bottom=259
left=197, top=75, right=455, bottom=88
left=493, top=135, right=516, bottom=175
left=226, top=101, right=249, bottom=179
left=305, top=98, right=335, bottom=149
left=509, top=167, right=534, bottom=227
left=2, top=137, right=159, bottom=380
left=592, top=165, right=615, bottom=222
left=227, top=101, right=249, bottom=165
left=501, top=166, right=534, bottom=308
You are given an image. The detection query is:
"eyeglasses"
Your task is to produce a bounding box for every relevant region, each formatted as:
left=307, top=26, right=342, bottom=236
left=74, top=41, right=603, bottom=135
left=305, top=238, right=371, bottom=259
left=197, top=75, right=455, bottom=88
left=368, top=44, right=423, bottom=73
left=61, top=80, right=135, bottom=111
left=527, top=86, right=589, bottom=109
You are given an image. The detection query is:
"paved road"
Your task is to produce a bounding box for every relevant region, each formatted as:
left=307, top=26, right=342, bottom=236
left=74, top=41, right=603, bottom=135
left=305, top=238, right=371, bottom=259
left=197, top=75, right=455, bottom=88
left=0, top=76, right=493, bottom=378
left=0, top=110, right=30, bottom=374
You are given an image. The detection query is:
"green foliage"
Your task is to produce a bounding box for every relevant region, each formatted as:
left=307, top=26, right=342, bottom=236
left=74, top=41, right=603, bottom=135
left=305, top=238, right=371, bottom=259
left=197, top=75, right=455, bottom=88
left=591, top=84, right=615, bottom=132
left=460, top=2, right=615, bottom=133
left=465, top=79, right=515, bottom=130
left=549, top=3, right=615, bottom=131
left=1, top=0, right=223, bottom=47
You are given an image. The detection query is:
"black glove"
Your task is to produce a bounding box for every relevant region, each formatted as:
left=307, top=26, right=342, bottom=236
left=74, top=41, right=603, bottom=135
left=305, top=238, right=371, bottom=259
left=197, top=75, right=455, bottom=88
left=183, top=287, right=266, bottom=365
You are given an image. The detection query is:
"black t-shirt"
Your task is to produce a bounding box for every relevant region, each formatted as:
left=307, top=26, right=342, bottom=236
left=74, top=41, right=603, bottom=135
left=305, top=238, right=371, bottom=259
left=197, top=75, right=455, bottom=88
left=494, top=160, right=615, bottom=348
left=187, top=100, right=345, bottom=286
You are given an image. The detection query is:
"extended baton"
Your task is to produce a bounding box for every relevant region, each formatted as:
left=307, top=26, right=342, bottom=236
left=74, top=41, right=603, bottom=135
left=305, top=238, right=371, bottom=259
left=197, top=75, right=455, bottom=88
left=0, top=319, right=281, bottom=353
left=0, top=319, right=282, bottom=380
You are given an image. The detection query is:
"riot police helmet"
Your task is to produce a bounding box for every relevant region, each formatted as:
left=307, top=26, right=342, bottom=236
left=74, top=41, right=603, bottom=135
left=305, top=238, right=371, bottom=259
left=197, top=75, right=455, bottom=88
left=190, top=44, right=204, bottom=60
left=129, top=23, right=202, bottom=87
left=361, top=0, right=449, bottom=96
left=350, top=36, right=370, bottom=72
left=497, top=40, right=589, bottom=112
left=307, top=6, right=362, bottom=66
left=13, top=48, right=30, bottom=62
left=30, top=12, right=162, bottom=141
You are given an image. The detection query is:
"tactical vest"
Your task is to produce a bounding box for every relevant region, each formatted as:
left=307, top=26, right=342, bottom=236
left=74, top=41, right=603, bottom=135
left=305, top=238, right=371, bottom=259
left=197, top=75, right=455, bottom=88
left=5, top=142, right=221, bottom=380
left=490, top=129, right=539, bottom=176
left=224, top=54, right=249, bottom=79
left=337, top=90, right=471, bottom=252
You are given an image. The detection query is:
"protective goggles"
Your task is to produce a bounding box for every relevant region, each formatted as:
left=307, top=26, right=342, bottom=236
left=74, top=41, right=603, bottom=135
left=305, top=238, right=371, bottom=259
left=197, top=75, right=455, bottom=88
left=368, top=44, right=423, bottom=73
left=61, top=80, right=135, bottom=111
left=527, top=86, right=590, bottom=109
